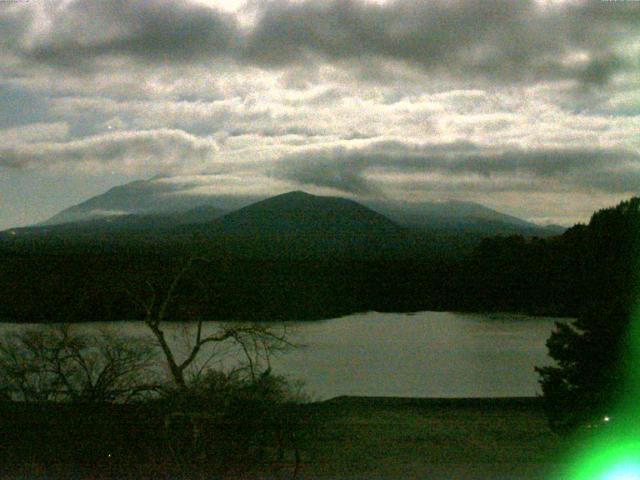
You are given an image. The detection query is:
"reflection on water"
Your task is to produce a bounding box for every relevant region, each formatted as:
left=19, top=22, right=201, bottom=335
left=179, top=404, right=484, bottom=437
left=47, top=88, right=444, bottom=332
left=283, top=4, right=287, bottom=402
left=0, top=311, right=567, bottom=400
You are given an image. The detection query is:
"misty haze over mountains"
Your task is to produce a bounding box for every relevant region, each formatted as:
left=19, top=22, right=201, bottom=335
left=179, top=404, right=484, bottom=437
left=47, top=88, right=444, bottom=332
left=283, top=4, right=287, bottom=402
left=20, top=177, right=564, bottom=240
left=0, top=175, right=636, bottom=323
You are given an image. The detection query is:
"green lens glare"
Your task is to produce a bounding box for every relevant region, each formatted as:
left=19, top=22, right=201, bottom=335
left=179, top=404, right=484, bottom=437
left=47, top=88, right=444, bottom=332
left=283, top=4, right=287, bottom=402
left=562, top=305, right=640, bottom=479
left=567, top=440, right=640, bottom=480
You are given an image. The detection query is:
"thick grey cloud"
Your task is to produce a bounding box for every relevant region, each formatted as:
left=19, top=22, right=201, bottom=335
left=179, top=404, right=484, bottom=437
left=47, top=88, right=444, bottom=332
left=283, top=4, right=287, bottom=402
left=3, top=0, right=638, bottom=84
left=13, top=0, right=239, bottom=68
left=275, top=146, right=376, bottom=195
left=245, top=0, right=638, bottom=84
left=275, top=141, right=640, bottom=195
left=0, top=128, right=217, bottom=172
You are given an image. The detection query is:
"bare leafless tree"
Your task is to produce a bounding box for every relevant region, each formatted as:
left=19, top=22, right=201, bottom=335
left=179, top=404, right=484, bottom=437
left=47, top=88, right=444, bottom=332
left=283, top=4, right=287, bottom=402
left=124, top=256, right=304, bottom=477
left=127, top=256, right=294, bottom=390
left=0, top=324, right=162, bottom=402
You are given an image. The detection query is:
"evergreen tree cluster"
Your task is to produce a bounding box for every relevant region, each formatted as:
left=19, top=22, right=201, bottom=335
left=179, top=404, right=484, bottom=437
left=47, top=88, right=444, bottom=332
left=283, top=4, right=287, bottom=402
left=536, top=198, right=640, bottom=432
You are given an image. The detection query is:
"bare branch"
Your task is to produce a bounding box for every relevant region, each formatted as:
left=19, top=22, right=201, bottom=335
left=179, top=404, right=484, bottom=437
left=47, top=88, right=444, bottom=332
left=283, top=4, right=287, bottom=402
left=0, top=325, right=162, bottom=403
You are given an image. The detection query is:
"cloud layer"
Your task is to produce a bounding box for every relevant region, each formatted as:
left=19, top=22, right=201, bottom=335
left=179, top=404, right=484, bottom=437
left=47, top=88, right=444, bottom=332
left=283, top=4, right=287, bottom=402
left=3, top=0, right=637, bottom=84
left=275, top=141, right=640, bottom=195
left=0, top=128, right=217, bottom=173
left=1, top=0, right=639, bottom=228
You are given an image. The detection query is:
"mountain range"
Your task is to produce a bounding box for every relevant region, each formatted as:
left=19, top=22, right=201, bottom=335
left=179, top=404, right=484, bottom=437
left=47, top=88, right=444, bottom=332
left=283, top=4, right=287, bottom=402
left=1, top=178, right=632, bottom=323
left=7, top=177, right=564, bottom=242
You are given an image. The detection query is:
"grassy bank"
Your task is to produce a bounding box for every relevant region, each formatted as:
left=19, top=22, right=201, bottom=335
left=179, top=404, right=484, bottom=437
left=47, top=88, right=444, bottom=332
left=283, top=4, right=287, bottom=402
left=1, top=397, right=569, bottom=479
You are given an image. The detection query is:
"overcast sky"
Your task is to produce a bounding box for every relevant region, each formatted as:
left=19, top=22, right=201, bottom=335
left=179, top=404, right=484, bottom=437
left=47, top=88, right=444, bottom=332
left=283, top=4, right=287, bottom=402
left=1, top=0, right=639, bottom=229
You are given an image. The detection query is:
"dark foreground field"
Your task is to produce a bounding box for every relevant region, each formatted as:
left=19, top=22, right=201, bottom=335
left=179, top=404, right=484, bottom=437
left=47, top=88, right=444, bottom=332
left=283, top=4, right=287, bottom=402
left=1, top=397, right=569, bottom=479
left=301, top=397, right=570, bottom=480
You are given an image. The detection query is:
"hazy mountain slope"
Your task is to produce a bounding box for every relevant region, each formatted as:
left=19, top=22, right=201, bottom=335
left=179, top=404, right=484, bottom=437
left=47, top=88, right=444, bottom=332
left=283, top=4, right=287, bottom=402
left=2, top=205, right=226, bottom=239
left=39, top=177, right=563, bottom=239
left=42, top=178, right=253, bottom=226
left=367, top=199, right=564, bottom=237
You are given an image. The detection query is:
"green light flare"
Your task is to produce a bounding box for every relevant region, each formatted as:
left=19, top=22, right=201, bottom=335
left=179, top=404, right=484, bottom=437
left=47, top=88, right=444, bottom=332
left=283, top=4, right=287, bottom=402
left=563, top=439, right=640, bottom=480
left=560, top=302, right=640, bottom=479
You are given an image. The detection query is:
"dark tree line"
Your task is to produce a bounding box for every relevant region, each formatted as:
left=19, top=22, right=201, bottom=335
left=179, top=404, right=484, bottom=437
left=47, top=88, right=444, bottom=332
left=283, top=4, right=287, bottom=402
left=2, top=199, right=640, bottom=324
left=535, top=198, right=640, bottom=432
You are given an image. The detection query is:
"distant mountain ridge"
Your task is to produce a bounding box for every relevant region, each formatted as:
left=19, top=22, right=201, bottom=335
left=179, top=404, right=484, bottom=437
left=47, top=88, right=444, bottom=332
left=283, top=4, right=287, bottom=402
left=43, top=179, right=230, bottom=226
left=35, top=177, right=563, bottom=238
left=368, top=199, right=564, bottom=237
left=3, top=205, right=226, bottom=237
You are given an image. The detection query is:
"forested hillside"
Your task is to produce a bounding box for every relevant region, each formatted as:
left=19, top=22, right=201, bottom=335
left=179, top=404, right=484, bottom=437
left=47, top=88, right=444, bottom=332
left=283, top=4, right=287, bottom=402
left=1, top=197, right=637, bottom=323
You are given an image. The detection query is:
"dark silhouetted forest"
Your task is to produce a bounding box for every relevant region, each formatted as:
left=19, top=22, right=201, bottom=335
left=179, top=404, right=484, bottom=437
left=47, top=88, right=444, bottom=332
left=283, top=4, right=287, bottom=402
left=535, top=197, right=640, bottom=432
left=1, top=196, right=638, bottom=323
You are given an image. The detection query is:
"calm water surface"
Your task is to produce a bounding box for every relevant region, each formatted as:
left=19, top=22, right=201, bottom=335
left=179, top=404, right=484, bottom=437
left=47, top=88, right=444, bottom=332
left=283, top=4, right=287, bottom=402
left=0, top=311, right=566, bottom=400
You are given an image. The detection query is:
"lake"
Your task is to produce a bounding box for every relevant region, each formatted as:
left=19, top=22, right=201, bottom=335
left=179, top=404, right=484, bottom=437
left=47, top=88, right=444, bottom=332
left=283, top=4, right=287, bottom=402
left=0, top=311, right=566, bottom=400
left=274, top=311, right=565, bottom=399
